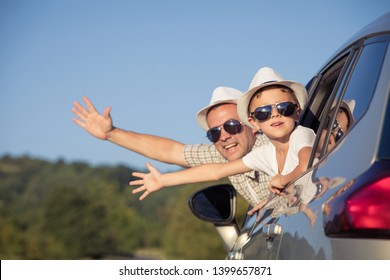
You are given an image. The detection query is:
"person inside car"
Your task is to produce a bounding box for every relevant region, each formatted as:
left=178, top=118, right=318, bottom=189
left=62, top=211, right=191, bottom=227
left=130, top=68, right=315, bottom=206
left=316, top=99, right=355, bottom=158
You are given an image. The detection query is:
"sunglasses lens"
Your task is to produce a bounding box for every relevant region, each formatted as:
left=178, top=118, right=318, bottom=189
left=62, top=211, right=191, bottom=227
left=206, top=128, right=221, bottom=143
left=277, top=102, right=296, bottom=117
left=324, top=117, right=338, bottom=131
left=335, top=128, right=344, bottom=142
left=206, top=120, right=243, bottom=143
left=224, top=120, right=243, bottom=135
left=253, top=106, right=272, bottom=121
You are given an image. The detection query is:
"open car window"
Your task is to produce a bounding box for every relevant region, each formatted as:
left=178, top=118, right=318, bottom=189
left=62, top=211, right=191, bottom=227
left=299, top=35, right=389, bottom=166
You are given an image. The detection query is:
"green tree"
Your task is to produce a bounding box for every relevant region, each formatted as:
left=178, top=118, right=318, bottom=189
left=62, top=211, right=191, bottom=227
left=42, top=181, right=142, bottom=259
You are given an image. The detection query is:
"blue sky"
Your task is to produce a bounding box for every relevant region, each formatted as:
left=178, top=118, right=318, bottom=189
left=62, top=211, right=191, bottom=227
left=1, top=0, right=389, bottom=172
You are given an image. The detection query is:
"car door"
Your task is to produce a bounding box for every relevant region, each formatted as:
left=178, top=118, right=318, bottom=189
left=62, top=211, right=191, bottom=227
left=239, top=33, right=390, bottom=259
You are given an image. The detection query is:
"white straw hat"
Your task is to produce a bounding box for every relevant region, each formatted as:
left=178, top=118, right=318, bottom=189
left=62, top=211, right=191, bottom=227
left=196, top=87, right=244, bottom=131
left=339, top=99, right=356, bottom=127
left=237, top=67, right=307, bottom=127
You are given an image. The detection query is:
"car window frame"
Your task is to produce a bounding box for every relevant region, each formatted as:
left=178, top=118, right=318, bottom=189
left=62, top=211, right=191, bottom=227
left=311, top=36, right=390, bottom=163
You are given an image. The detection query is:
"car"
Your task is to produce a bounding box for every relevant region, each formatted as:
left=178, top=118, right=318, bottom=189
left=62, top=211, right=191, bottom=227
left=188, top=11, right=390, bottom=259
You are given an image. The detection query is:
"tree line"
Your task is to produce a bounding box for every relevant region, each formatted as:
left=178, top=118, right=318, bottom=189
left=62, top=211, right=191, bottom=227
left=0, top=155, right=248, bottom=260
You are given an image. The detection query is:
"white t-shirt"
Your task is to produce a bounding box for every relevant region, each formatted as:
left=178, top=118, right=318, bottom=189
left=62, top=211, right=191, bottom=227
left=242, top=125, right=316, bottom=176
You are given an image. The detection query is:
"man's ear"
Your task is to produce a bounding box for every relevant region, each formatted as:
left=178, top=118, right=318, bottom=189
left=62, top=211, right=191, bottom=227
left=251, top=126, right=258, bottom=135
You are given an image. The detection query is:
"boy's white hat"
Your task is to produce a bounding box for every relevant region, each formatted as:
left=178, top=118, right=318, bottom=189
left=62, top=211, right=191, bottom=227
left=339, top=99, right=356, bottom=127
left=237, top=67, right=308, bottom=127
left=196, top=87, right=244, bottom=131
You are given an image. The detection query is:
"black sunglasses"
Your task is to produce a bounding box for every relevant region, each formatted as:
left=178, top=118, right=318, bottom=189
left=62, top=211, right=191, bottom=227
left=250, top=101, right=298, bottom=122
left=206, top=119, right=243, bottom=143
left=330, top=119, right=344, bottom=143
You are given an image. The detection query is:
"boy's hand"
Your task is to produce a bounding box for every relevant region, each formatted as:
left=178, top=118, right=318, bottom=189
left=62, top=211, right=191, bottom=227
left=269, top=174, right=285, bottom=194
left=130, top=162, right=164, bottom=200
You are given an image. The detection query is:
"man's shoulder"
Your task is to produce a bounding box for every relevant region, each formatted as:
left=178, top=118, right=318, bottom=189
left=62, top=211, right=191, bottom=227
left=183, top=143, right=225, bottom=165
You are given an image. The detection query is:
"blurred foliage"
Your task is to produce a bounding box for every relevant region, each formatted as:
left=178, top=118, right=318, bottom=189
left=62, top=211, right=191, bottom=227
left=0, top=155, right=248, bottom=260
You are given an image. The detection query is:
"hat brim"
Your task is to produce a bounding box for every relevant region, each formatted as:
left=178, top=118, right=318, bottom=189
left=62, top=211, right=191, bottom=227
left=339, top=100, right=355, bottom=127
left=196, top=99, right=238, bottom=131
left=237, top=80, right=307, bottom=127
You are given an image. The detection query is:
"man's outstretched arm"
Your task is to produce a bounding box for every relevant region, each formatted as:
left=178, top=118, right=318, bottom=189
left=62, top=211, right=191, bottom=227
left=72, top=96, right=189, bottom=167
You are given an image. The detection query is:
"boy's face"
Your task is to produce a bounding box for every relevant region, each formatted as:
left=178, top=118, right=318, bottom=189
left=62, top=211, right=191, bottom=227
left=317, top=109, right=349, bottom=154
left=248, top=88, right=300, bottom=143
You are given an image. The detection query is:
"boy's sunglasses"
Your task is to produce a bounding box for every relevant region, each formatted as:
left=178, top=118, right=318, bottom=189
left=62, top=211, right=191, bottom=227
left=206, top=119, right=243, bottom=143
left=326, top=118, right=344, bottom=143
left=250, top=101, right=298, bottom=122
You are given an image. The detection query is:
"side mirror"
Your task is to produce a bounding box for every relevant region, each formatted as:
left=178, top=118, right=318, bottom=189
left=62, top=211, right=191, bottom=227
left=188, top=184, right=239, bottom=252
left=188, top=184, right=236, bottom=226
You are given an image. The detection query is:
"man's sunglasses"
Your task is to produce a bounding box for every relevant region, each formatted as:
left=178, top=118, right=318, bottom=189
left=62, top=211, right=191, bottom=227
left=206, top=119, right=243, bottom=143
left=326, top=118, right=344, bottom=143
left=250, top=101, right=298, bottom=122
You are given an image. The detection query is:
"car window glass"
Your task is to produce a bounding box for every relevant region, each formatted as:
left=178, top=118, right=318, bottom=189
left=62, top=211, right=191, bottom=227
left=316, top=41, right=388, bottom=159
left=300, top=54, right=352, bottom=135
left=341, top=41, right=388, bottom=124
left=314, top=61, right=353, bottom=159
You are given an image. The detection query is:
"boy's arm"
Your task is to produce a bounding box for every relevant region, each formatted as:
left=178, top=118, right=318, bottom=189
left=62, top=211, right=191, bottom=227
left=283, top=146, right=312, bottom=183
left=269, top=146, right=312, bottom=193
left=130, top=159, right=251, bottom=200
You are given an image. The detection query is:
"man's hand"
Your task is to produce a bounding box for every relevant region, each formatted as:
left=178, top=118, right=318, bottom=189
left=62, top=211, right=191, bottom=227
left=130, top=162, right=165, bottom=200
left=72, top=96, right=114, bottom=140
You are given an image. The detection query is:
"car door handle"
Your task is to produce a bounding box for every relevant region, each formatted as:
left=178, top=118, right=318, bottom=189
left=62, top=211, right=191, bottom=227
left=262, top=224, right=283, bottom=239
left=262, top=224, right=283, bottom=250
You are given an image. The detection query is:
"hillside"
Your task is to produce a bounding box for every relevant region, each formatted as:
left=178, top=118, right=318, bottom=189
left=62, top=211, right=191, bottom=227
left=0, top=155, right=248, bottom=259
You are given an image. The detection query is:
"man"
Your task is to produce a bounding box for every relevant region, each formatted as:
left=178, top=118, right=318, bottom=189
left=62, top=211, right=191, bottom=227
left=72, top=69, right=288, bottom=207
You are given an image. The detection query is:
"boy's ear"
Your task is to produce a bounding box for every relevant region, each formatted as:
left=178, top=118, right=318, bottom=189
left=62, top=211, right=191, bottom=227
left=248, top=117, right=260, bottom=130
left=295, top=108, right=302, bottom=121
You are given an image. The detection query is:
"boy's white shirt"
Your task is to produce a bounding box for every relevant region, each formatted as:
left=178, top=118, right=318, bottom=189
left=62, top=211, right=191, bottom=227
left=242, top=125, right=316, bottom=176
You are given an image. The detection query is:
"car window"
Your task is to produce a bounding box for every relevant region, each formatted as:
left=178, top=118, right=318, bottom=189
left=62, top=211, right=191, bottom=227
left=300, top=53, right=354, bottom=134
left=312, top=39, right=389, bottom=160
left=299, top=52, right=355, bottom=161
left=341, top=40, right=389, bottom=125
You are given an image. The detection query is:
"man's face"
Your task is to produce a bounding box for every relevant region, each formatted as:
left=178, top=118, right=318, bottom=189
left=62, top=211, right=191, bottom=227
left=206, top=103, right=256, bottom=161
